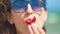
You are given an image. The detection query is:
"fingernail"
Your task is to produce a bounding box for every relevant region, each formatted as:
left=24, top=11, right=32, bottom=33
left=28, top=25, right=31, bottom=28
left=31, top=23, right=34, bottom=26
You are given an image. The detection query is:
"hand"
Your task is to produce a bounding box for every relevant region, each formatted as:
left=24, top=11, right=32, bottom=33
left=28, top=23, right=45, bottom=34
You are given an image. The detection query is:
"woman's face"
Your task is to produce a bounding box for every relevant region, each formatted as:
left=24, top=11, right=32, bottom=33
left=10, top=4, right=47, bottom=34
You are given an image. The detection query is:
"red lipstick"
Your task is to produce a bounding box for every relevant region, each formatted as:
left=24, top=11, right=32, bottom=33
left=26, top=16, right=36, bottom=25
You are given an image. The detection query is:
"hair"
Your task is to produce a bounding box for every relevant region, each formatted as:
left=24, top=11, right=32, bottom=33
left=0, top=0, right=46, bottom=34
left=0, top=0, right=16, bottom=34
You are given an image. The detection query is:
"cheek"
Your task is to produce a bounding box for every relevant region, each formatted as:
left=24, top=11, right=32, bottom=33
left=33, top=14, right=40, bottom=20
left=34, top=14, right=44, bottom=27
left=12, top=13, right=25, bottom=23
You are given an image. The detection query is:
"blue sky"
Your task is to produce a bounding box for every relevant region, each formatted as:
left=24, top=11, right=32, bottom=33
left=47, top=0, right=60, bottom=12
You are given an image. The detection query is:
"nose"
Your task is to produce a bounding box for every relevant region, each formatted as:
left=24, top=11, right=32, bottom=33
left=25, top=4, right=33, bottom=15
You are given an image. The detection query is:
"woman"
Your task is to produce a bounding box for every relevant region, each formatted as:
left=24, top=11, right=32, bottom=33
left=0, top=0, right=47, bottom=34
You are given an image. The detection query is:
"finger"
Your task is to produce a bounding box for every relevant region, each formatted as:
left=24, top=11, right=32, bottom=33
left=37, top=27, right=45, bottom=34
left=28, top=25, right=33, bottom=34
left=31, top=23, right=40, bottom=34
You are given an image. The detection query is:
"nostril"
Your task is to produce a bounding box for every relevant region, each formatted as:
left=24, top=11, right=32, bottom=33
left=27, top=12, right=32, bottom=15
left=30, top=13, right=32, bottom=14
left=25, top=12, right=32, bottom=15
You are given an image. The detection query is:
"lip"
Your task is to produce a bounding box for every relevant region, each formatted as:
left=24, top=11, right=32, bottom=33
left=25, top=16, right=36, bottom=25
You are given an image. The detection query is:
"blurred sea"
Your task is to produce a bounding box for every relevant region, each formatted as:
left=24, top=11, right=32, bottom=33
left=45, top=0, right=60, bottom=34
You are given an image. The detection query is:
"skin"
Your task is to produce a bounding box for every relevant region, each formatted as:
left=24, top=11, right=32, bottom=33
left=8, top=4, right=47, bottom=34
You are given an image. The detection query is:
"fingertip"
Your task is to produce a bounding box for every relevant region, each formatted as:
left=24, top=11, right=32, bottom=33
left=28, top=25, right=33, bottom=34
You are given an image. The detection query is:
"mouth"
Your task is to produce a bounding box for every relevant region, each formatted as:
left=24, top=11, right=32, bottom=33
left=25, top=16, right=36, bottom=25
